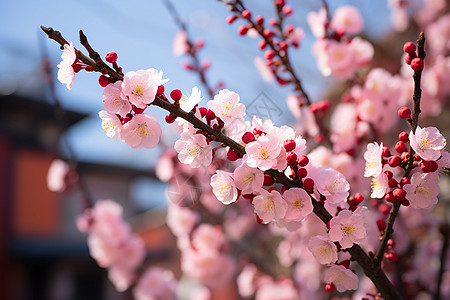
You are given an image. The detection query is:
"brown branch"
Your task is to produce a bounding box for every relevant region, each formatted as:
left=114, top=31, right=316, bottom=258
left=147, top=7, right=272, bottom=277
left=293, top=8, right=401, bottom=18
left=40, top=25, right=402, bottom=300
left=374, top=32, right=426, bottom=267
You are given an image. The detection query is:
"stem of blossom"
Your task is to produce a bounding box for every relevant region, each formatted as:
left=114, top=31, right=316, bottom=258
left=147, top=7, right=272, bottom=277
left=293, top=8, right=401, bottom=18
left=162, top=0, right=215, bottom=98
left=41, top=26, right=402, bottom=300
left=374, top=33, right=426, bottom=267
left=321, top=0, right=331, bottom=21
left=435, top=223, right=449, bottom=300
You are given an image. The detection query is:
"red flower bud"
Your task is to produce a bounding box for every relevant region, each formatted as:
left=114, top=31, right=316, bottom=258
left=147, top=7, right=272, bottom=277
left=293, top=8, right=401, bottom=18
left=411, top=58, right=424, bottom=71
left=403, top=42, right=416, bottom=54
left=283, top=139, right=296, bottom=151
left=297, top=168, right=307, bottom=178
left=105, top=52, right=118, bottom=63
left=298, top=155, right=309, bottom=167
left=393, top=188, right=406, bottom=201
left=98, top=75, right=110, bottom=87
left=388, top=155, right=401, bottom=167
left=238, top=25, right=248, bottom=35
left=303, top=178, right=314, bottom=189
left=398, top=106, right=411, bottom=119
left=398, top=131, right=409, bottom=142
left=227, top=149, right=239, bottom=161
left=263, top=174, right=274, bottom=186
left=241, top=10, right=251, bottom=19
left=395, top=141, right=407, bottom=154
left=170, top=89, right=182, bottom=101
left=377, top=218, right=386, bottom=231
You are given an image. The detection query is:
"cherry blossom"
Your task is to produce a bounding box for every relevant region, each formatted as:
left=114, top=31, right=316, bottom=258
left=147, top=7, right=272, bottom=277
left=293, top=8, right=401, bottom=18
left=166, top=203, right=199, bottom=237
left=207, top=89, right=246, bottom=124
left=102, top=81, right=131, bottom=117
left=237, top=264, right=258, bottom=297
left=324, top=264, right=359, bottom=292
left=282, top=188, right=314, bottom=222
left=57, top=42, right=76, bottom=89
left=330, top=5, right=363, bottom=35
left=121, top=114, right=162, bottom=149
left=181, top=249, right=236, bottom=288
left=172, top=30, right=188, bottom=56
left=192, top=224, right=226, bottom=251
left=252, top=189, right=287, bottom=224
left=307, top=235, right=338, bottom=265
left=174, top=132, right=212, bottom=168
left=370, top=172, right=389, bottom=199
left=328, top=208, right=367, bottom=249
left=307, top=8, right=327, bottom=38
left=46, top=159, right=71, bottom=192
left=99, top=110, right=123, bottom=139
left=254, top=56, right=274, bottom=83
left=308, top=166, right=350, bottom=205
left=409, top=126, right=446, bottom=161
left=210, top=170, right=238, bottom=205
left=232, top=163, right=264, bottom=195
left=133, top=267, right=177, bottom=300
left=121, top=68, right=169, bottom=109
left=243, top=136, right=282, bottom=171
left=364, top=142, right=384, bottom=177
left=403, top=172, right=440, bottom=209
left=179, top=86, right=203, bottom=112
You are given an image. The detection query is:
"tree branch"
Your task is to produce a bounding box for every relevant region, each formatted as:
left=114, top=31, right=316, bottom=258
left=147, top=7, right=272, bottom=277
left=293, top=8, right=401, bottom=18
left=40, top=25, right=402, bottom=300
left=374, top=32, right=426, bottom=266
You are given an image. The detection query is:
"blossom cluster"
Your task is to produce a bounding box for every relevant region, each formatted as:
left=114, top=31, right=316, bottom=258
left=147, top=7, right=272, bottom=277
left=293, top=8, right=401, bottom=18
left=76, top=200, right=177, bottom=300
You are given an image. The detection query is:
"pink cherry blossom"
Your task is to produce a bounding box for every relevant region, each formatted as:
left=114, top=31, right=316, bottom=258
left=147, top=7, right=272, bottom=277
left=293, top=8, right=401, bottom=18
left=330, top=5, right=363, bottom=35
left=255, top=280, right=298, bottom=300
left=47, top=159, right=71, bottom=192
left=254, top=56, right=274, bottom=83
left=121, top=68, right=169, bottom=109
left=409, top=126, right=446, bottom=161
left=363, top=142, right=384, bottom=177
left=308, top=166, right=350, bottom=205
left=237, top=264, right=258, bottom=297
left=192, top=224, right=225, bottom=251
left=403, top=172, right=440, bottom=209
left=243, top=136, right=282, bottom=171
left=307, top=8, right=327, bottom=38
left=370, top=172, right=389, bottom=199
left=174, top=132, right=212, bottom=168
left=207, top=89, right=246, bottom=124
left=166, top=203, right=199, bottom=237
left=102, top=81, right=131, bottom=117
left=108, top=266, right=134, bottom=292
left=253, top=189, right=287, bottom=224
left=282, top=188, right=313, bottom=222
left=307, top=235, right=338, bottom=265
left=210, top=170, right=238, bottom=205
left=172, top=30, right=188, bottom=56
left=350, top=37, right=374, bottom=65
left=99, top=110, right=123, bottom=139
left=285, top=27, right=305, bottom=47
left=57, top=42, right=76, bottom=89
left=121, top=114, right=161, bottom=149
left=155, top=150, right=175, bottom=182
left=91, top=199, right=123, bottom=223
left=233, top=163, right=264, bottom=195
left=324, top=264, right=358, bottom=292
left=133, top=267, right=177, bottom=300
left=179, top=86, right=203, bottom=112
left=328, top=208, right=367, bottom=249
left=181, top=249, right=236, bottom=288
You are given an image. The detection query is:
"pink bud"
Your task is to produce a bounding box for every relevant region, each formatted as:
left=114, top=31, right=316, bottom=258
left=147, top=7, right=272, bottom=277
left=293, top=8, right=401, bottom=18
left=403, top=42, right=416, bottom=54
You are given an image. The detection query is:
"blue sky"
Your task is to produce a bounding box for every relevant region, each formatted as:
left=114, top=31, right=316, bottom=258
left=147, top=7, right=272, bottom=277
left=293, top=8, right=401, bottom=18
left=0, top=0, right=392, bottom=171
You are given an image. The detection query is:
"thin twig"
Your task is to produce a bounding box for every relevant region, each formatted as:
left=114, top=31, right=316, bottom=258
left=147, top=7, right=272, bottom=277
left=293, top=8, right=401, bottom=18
left=374, top=32, right=426, bottom=266
left=162, top=0, right=215, bottom=98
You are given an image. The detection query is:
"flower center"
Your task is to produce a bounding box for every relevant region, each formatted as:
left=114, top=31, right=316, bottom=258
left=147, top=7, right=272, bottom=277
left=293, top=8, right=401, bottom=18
left=135, top=124, right=148, bottom=138
left=341, top=224, right=355, bottom=235
left=265, top=198, right=274, bottom=213
left=188, top=144, right=201, bottom=157
left=133, top=84, right=144, bottom=96
left=292, top=199, right=303, bottom=209
left=259, top=147, right=269, bottom=160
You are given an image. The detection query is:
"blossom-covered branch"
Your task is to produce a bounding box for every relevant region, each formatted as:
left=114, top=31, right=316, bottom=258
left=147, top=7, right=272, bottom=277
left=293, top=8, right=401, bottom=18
left=40, top=25, right=409, bottom=300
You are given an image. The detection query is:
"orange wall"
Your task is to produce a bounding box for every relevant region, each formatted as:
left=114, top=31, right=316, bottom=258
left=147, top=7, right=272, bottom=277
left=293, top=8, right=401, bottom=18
left=12, top=149, right=59, bottom=238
